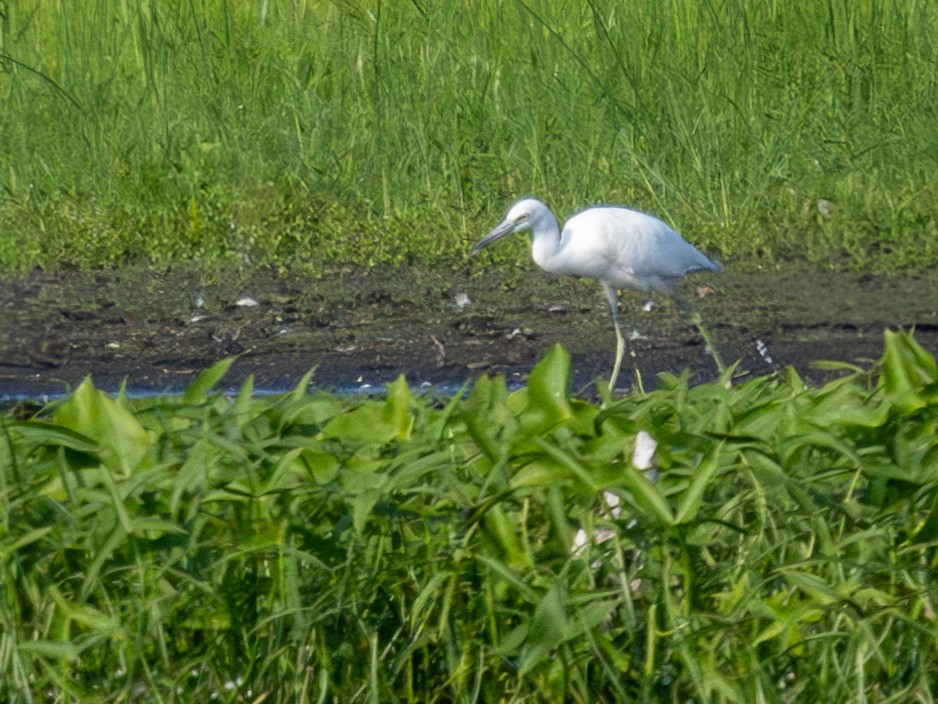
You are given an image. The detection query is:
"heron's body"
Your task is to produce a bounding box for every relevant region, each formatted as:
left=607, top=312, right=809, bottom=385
left=530, top=205, right=721, bottom=293
left=473, top=198, right=723, bottom=389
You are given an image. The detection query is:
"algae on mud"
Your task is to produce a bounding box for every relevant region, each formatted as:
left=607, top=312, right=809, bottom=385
left=1, top=263, right=937, bottom=398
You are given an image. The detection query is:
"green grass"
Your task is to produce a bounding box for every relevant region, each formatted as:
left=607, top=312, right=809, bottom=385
left=1, top=0, right=938, bottom=271
left=3, top=330, right=938, bottom=701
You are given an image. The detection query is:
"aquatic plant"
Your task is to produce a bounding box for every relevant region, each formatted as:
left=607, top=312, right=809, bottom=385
left=2, top=330, right=937, bottom=701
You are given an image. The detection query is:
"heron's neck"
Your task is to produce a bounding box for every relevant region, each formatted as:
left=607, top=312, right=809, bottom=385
left=530, top=212, right=562, bottom=271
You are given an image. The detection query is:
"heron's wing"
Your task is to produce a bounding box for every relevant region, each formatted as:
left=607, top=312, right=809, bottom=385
left=559, top=208, right=717, bottom=293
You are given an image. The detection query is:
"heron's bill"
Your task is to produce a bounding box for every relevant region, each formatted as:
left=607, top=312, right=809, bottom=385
left=471, top=220, right=514, bottom=254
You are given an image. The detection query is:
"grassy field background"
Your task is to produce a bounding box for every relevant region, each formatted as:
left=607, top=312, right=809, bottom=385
left=2, top=0, right=937, bottom=272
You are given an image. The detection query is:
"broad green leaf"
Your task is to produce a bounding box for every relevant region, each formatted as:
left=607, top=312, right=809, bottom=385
left=350, top=491, right=380, bottom=532
left=288, top=367, right=318, bottom=404
left=779, top=431, right=861, bottom=470
left=531, top=437, right=598, bottom=491
left=732, top=398, right=786, bottom=438
left=564, top=598, right=618, bottom=639
left=82, top=525, right=130, bottom=597
left=882, top=329, right=938, bottom=411
left=53, top=378, right=148, bottom=473
left=51, top=587, right=122, bottom=633
left=0, top=526, right=53, bottom=559
left=509, top=459, right=571, bottom=490
left=323, top=401, right=397, bottom=444
left=126, top=517, right=189, bottom=536
left=286, top=393, right=344, bottom=426
left=475, top=554, right=536, bottom=598
left=8, top=421, right=100, bottom=452
left=674, top=445, right=722, bottom=524
left=170, top=439, right=215, bottom=514
left=547, top=486, right=573, bottom=550
left=619, top=466, right=674, bottom=526
left=752, top=619, right=789, bottom=647
left=426, top=378, right=471, bottom=441
left=383, top=374, right=414, bottom=441
left=182, top=357, right=237, bottom=404
left=16, top=640, right=80, bottom=661
left=914, top=491, right=938, bottom=544
left=803, top=381, right=887, bottom=428
left=520, top=585, right=566, bottom=674
left=231, top=373, right=255, bottom=424
left=338, top=462, right=388, bottom=497
left=780, top=570, right=843, bottom=605
left=482, top=504, right=531, bottom=568
left=410, top=572, right=451, bottom=627
left=463, top=374, right=511, bottom=463
left=299, top=449, right=340, bottom=484
left=519, top=344, right=573, bottom=434
left=493, top=623, right=529, bottom=656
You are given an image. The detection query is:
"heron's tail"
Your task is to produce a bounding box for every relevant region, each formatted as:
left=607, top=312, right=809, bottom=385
left=689, top=258, right=723, bottom=276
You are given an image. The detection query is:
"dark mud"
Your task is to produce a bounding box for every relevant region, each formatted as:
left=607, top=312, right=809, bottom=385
left=2, top=263, right=937, bottom=399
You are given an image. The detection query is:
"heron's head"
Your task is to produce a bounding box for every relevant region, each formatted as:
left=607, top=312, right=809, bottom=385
left=472, top=198, right=547, bottom=254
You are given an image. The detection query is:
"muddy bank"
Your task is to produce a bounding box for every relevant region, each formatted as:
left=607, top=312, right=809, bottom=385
left=2, top=263, right=937, bottom=399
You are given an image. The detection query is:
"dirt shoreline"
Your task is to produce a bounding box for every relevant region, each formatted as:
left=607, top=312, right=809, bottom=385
left=2, top=263, right=937, bottom=399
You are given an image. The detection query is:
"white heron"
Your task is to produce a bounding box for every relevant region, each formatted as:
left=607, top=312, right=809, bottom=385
left=472, top=197, right=724, bottom=390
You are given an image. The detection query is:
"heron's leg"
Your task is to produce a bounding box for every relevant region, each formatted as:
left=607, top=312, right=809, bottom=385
left=675, top=295, right=726, bottom=373
left=611, top=320, right=625, bottom=392
left=602, top=283, right=632, bottom=392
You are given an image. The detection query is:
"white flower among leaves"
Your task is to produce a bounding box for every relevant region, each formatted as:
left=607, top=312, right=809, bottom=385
left=573, top=431, right=658, bottom=554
